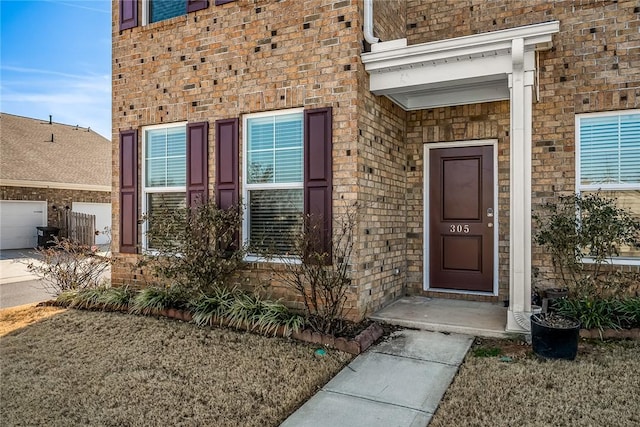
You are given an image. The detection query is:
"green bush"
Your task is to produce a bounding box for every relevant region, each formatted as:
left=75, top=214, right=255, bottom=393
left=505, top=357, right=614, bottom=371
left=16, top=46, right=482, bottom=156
left=534, top=193, right=640, bottom=297
left=555, top=296, right=620, bottom=331
left=139, top=199, right=245, bottom=296
left=614, top=297, right=640, bottom=329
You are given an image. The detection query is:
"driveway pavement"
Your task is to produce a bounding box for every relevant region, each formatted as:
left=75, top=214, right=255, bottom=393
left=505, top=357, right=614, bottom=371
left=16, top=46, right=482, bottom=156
left=0, top=249, right=53, bottom=309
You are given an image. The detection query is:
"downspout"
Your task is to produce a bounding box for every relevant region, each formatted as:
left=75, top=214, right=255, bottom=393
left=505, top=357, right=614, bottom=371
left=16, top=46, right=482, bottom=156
left=364, top=0, right=379, bottom=45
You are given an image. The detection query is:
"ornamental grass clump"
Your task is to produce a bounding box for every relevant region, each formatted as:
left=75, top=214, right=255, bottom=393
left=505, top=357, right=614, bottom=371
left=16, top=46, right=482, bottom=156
left=130, top=285, right=189, bottom=315
left=190, top=288, right=304, bottom=336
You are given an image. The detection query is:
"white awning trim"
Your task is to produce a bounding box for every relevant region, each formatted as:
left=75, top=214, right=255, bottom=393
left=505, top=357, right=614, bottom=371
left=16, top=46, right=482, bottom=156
left=362, top=21, right=560, bottom=111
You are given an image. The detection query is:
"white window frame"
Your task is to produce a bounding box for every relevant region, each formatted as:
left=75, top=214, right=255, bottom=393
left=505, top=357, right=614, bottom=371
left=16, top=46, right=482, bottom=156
left=575, top=109, right=640, bottom=265
left=141, top=121, right=188, bottom=251
left=142, top=0, right=186, bottom=26
left=242, top=108, right=304, bottom=262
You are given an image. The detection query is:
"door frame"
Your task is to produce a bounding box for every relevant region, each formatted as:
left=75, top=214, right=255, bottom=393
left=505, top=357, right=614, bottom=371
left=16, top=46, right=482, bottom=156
left=423, top=139, right=499, bottom=295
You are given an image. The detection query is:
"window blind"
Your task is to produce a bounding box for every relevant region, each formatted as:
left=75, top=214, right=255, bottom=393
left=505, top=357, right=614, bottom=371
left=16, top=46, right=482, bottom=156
left=248, top=189, right=303, bottom=254
left=580, top=113, right=640, bottom=185
left=145, top=127, right=186, bottom=187
left=246, top=113, right=303, bottom=184
left=150, top=0, right=185, bottom=23
left=146, top=192, right=186, bottom=249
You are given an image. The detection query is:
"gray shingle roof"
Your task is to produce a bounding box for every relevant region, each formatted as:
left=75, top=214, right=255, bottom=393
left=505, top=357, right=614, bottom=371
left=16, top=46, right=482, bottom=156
left=0, top=113, right=111, bottom=188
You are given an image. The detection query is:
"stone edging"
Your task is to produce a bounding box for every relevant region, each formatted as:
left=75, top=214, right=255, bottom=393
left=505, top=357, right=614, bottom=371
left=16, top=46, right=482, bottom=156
left=291, top=323, right=385, bottom=355
left=38, top=301, right=385, bottom=355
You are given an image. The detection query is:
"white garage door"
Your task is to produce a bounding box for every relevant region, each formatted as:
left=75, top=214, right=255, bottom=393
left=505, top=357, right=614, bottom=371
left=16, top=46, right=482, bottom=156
left=0, top=200, right=47, bottom=250
left=73, top=202, right=112, bottom=245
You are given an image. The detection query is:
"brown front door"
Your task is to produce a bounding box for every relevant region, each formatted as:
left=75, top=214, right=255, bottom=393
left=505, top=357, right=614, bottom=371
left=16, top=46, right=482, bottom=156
left=429, top=145, right=494, bottom=292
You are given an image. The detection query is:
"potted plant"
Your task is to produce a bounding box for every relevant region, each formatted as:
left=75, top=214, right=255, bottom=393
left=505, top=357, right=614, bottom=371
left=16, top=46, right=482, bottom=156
left=532, top=193, right=640, bottom=359
left=530, top=312, right=580, bottom=360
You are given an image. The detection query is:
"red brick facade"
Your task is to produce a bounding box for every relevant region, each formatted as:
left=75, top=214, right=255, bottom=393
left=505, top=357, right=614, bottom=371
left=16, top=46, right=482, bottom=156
left=112, top=1, right=640, bottom=319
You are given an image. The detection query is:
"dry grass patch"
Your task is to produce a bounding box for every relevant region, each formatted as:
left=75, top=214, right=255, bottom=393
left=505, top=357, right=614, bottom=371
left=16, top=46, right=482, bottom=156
left=430, top=338, right=640, bottom=427
left=0, top=309, right=352, bottom=426
left=0, top=303, right=65, bottom=337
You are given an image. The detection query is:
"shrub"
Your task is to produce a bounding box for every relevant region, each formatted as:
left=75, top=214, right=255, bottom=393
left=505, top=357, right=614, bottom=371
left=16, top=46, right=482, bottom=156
left=614, top=297, right=640, bottom=329
left=263, top=204, right=357, bottom=336
left=534, top=193, right=640, bottom=298
left=555, top=296, right=640, bottom=334
left=27, top=237, right=112, bottom=295
left=138, top=199, right=245, bottom=296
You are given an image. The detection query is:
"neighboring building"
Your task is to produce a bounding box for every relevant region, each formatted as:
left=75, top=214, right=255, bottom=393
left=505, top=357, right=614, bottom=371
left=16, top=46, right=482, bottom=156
left=112, top=0, right=640, bottom=332
left=0, top=113, right=112, bottom=249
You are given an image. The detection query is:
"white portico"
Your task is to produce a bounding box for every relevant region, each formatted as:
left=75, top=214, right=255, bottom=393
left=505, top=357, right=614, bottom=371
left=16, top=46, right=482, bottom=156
left=361, top=21, right=560, bottom=332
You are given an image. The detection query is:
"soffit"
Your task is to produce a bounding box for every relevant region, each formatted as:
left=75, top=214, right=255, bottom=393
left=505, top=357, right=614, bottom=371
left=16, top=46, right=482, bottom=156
left=362, top=21, right=560, bottom=110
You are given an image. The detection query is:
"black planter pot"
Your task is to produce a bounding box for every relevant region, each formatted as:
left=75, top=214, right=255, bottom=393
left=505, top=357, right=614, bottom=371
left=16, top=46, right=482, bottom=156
left=544, top=287, right=569, bottom=299
left=530, top=313, right=580, bottom=360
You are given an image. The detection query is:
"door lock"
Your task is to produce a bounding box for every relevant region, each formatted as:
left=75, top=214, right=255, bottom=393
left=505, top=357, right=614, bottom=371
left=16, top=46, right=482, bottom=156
left=487, top=208, right=494, bottom=218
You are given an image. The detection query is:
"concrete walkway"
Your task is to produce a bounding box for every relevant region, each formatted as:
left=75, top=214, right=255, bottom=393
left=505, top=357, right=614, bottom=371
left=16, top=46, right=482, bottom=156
left=281, top=329, right=473, bottom=427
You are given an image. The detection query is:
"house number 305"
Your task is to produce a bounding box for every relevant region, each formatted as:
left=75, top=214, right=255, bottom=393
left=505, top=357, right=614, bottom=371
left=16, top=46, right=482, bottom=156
left=450, top=224, right=470, bottom=233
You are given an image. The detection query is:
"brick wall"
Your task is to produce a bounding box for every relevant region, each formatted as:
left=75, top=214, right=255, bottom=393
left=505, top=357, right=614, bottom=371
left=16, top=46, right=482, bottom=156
left=111, top=0, right=640, bottom=317
left=111, top=0, right=370, bottom=316
left=403, top=1, right=640, bottom=288
left=1, top=186, right=110, bottom=227
left=355, top=79, right=408, bottom=315
left=372, top=0, right=406, bottom=42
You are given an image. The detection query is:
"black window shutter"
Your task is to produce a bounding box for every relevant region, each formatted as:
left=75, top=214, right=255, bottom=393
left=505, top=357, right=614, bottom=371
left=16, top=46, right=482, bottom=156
left=304, top=107, right=333, bottom=257
left=119, top=0, right=138, bottom=30
left=215, top=118, right=239, bottom=210
left=187, top=122, right=209, bottom=207
left=215, top=0, right=236, bottom=5
left=119, top=130, right=138, bottom=254
left=187, top=0, right=209, bottom=13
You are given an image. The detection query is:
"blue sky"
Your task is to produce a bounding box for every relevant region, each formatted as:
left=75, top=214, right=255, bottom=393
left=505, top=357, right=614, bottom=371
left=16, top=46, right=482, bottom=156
left=1, top=0, right=111, bottom=139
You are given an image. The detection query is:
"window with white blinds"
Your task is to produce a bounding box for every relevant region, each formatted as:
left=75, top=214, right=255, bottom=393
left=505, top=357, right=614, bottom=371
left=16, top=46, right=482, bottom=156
left=578, top=111, right=640, bottom=187
left=145, top=126, right=186, bottom=187
left=244, top=110, right=304, bottom=255
left=143, top=123, right=187, bottom=250
left=577, top=110, right=640, bottom=260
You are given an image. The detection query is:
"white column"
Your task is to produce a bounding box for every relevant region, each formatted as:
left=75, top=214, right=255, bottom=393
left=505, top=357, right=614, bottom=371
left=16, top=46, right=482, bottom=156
left=506, top=38, right=535, bottom=332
